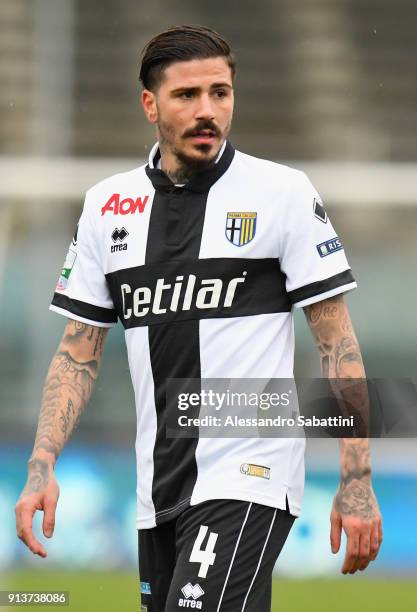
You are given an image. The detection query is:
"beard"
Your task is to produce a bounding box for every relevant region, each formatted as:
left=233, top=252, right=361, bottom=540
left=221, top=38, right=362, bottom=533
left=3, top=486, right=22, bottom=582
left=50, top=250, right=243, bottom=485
left=157, top=118, right=229, bottom=178
left=174, top=143, right=218, bottom=172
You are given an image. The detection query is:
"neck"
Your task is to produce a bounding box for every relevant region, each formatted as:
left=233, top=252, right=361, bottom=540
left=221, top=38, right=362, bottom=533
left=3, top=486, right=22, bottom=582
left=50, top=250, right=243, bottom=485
left=160, top=158, right=195, bottom=185
left=157, top=141, right=225, bottom=185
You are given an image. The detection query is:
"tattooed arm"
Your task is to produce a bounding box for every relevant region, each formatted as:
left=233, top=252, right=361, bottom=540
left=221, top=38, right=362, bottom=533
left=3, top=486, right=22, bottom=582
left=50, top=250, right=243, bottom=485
left=304, top=295, right=383, bottom=574
left=15, top=319, right=108, bottom=557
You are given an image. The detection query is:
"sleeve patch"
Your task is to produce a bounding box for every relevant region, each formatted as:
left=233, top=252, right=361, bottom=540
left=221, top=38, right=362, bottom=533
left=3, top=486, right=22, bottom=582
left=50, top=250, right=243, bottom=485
left=313, top=198, right=327, bottom=223
left=56, top=247, right=77, bottom=291
left=316, top=237, right=343, bottom=258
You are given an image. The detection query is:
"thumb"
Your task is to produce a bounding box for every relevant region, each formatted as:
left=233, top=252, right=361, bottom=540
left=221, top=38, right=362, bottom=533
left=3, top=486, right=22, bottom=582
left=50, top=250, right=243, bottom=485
left=330, top=511, right=342, bottom=554
left=42, top=497, right=57, bottom=538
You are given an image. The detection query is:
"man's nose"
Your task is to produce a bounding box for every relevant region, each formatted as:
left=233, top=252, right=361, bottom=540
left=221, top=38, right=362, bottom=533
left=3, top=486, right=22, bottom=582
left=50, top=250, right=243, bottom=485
left=195, top=94, right=215, bottom=120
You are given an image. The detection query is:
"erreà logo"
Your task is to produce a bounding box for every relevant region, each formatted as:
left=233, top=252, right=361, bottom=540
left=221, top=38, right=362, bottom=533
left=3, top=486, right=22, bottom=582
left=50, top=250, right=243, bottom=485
left=179, top=583, right=204, bottom=608
left=101, top=193, right=149, bottom=216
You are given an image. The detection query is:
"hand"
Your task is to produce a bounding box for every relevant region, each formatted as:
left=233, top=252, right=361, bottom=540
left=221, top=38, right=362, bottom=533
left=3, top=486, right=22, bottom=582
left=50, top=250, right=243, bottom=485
left=15, top=458, right=60, bottom=558
left=330, top=478, right=382, bottom=574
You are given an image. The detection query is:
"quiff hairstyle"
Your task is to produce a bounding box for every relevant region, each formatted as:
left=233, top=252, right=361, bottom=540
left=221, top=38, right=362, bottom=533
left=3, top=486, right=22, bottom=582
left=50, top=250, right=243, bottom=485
left=139, top=24, right=236, bottom=91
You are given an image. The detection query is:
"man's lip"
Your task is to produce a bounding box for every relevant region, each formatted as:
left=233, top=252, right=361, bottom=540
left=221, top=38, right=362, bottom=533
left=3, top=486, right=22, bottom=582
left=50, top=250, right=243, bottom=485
left=189, top=131, right=217, bottom=139
left=190, top=134, right=216, bottom=144
left=188, top=130, right=217, bottom=137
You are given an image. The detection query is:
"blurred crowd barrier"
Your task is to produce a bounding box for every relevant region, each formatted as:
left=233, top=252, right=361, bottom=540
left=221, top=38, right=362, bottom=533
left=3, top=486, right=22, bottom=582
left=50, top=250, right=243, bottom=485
left=1, top=0, right=417, bottom=160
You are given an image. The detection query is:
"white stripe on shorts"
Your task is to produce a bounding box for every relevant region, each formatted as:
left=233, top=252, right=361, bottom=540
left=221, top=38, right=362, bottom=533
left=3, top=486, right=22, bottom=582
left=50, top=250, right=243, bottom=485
left=216, top=502, right=253, bottom=612
left=241, top=508, right=277, bottom=611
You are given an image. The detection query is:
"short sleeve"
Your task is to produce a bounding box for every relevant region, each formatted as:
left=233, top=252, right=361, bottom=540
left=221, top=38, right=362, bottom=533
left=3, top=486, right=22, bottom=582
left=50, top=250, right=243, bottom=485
left=280, top=170, right=357, bottom=308
left=50, top=191, right=118, bottom=327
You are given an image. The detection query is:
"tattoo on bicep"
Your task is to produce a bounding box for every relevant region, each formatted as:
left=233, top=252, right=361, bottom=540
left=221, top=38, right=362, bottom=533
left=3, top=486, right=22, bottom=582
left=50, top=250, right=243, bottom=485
left=63, top=322, right=106, bottom=358
left=93, top=328, right=106, bottom=356
left=306, top=302, right=323, bottom=326
left=341, top=314, right=353, bottom=333
left=65, top=321, right=87, bottom=343
left=323, top=304, right=338, bottom=319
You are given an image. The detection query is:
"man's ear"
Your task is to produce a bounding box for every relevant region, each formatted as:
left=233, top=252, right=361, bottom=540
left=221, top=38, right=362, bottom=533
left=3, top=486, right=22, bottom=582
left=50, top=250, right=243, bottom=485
left=141, top=89, right=158, bottom=124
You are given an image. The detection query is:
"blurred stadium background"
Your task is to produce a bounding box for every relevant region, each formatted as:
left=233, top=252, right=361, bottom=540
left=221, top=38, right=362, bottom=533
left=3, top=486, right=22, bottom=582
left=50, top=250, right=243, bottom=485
left=0, top=0, right=416, bottom=610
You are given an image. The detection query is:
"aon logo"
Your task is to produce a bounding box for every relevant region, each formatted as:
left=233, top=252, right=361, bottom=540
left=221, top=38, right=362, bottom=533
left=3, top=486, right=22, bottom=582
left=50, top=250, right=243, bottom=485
left=101, top=193, right=149, bottom=215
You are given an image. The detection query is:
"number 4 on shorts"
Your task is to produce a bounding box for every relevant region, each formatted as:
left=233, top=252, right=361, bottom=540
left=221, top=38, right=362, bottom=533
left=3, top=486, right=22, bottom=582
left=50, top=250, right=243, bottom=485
left=189, top=525, right=219, bottom=579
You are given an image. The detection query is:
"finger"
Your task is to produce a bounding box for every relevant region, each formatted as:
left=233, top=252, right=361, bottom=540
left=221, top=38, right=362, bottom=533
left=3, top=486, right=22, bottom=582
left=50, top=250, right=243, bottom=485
left=17, top=507, right=47, bottom=558
left=370, top=519, right=381, bottom=560
left=378, top=518, right=383, bottom=546
left=42, top=497, right=57, bottom=538
left=341, top=528, right=359, bottom=574
left=357, top=531, right=372, bottom=571
left=330, top=512, right=342, bottom=553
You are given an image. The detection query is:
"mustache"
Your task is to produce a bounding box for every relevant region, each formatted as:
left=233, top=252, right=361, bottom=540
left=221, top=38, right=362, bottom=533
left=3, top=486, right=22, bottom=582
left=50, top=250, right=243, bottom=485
left=183, top=121, right=221, bottom=138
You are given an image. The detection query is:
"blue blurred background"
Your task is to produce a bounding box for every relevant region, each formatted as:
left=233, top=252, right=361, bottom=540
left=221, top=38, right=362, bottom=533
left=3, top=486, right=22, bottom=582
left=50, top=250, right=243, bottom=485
left=1, top=444, right=417, bottom=576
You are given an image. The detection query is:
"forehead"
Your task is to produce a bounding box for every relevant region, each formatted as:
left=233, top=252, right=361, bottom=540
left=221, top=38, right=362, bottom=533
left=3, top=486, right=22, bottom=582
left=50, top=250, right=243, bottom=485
left=161, top=56, right=233, bottom=89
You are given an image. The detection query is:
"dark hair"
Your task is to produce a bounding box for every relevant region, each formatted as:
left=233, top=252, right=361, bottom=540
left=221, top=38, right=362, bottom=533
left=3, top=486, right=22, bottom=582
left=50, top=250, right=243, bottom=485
left=139, top=24, right=235, bottom=91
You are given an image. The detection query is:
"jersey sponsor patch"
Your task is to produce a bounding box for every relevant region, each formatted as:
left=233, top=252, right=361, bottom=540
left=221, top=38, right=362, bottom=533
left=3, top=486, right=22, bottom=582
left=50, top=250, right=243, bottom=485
left=313, top=197, right=327, bottom=223
left=106, top=258, right=291, bottom=328
left=316, top=236, right=343, bottom=257
left=101, top=193, right=150, bottom=216
left=225, top=212, right=257, bottom=246
left=56, top=247, right=77, bottom=291
left=240, top=463, right=271, bottom=479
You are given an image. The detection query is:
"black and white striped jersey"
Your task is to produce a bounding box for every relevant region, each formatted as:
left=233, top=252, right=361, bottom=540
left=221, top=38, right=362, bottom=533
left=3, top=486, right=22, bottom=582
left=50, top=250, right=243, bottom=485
left=50, top=140, right=356, bottom=528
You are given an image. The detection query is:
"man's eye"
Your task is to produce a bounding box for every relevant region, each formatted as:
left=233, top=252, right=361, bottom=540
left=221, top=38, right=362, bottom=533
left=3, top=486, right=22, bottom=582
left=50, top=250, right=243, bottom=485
left=214, top=90, right=227, bottom=98
left=179, top=91, right=194, bottom=99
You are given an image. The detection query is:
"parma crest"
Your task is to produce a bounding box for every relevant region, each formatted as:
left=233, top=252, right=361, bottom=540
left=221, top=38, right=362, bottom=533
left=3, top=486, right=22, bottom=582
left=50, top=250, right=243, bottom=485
left=225, top=212, right=257, bottom=246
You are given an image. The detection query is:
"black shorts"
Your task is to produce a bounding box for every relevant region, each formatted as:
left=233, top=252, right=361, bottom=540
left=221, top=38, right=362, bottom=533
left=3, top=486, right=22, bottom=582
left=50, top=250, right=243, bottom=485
left=138, top=497, right=296, bottom=612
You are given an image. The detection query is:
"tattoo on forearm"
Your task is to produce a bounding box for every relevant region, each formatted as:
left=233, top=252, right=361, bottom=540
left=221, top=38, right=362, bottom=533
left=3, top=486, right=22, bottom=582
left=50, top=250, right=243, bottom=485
left=25, top=458, right=49, bottom=493
left=322, top=355, right=330, bottom=378
left=305, top=296, right=369, bottom=436
left=59, top=399, right=75, bottom=440
left=335, top=440, right=375, bottom=519
left=32, top=322, right=107, bottom=461
left=341, top=442, right=371, bottom=481
left=305, top=297, right=379, bottom=521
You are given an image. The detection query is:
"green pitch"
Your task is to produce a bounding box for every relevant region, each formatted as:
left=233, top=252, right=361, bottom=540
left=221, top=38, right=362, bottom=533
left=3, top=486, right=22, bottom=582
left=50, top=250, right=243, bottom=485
left=1, top=572, right=416, bottom=611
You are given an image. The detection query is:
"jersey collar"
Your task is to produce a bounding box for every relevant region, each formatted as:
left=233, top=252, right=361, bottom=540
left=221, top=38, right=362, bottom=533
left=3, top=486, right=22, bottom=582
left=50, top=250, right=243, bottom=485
left=145, top=139, right=235, bottom=193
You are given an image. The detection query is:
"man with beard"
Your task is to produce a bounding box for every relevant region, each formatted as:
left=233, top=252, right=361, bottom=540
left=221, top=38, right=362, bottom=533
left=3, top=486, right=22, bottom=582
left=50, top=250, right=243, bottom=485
left=16, top=25, right=382, bottom=611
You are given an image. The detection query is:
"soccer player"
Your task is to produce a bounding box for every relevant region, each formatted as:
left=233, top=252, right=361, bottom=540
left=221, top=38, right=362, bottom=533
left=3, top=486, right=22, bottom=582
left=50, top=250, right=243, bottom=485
left=15, top=25, right=382, bottom=611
